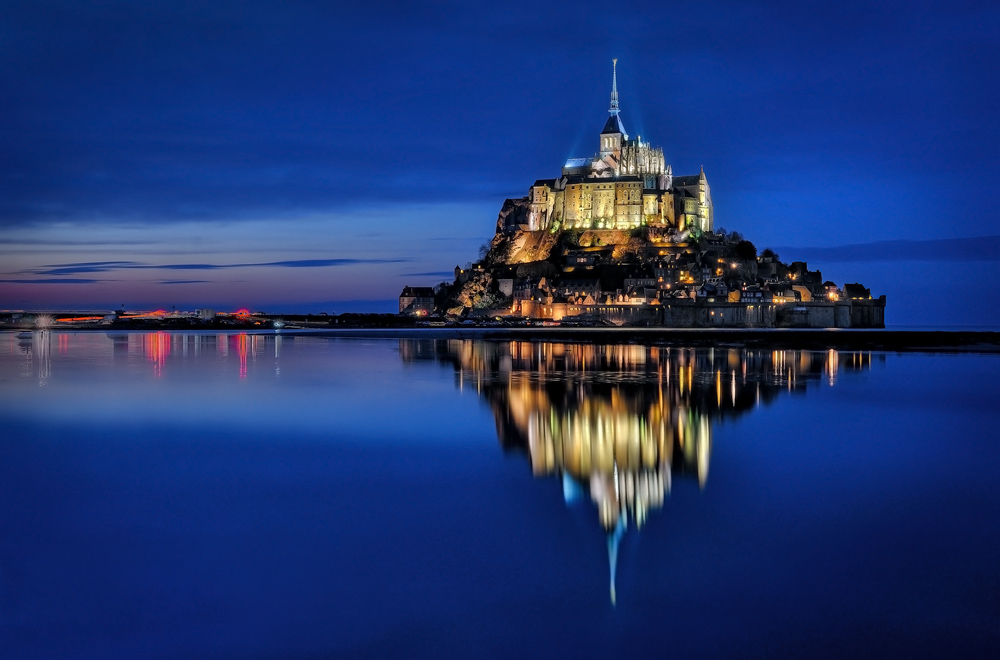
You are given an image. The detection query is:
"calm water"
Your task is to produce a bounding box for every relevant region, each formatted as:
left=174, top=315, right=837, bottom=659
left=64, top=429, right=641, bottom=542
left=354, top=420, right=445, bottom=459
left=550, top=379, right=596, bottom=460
left=1, top=331, right=999, bottom=659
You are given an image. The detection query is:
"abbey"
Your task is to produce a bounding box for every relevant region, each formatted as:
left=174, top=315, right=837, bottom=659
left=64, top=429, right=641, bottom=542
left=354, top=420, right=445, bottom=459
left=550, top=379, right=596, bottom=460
left=525, top=60, right=713, bottom=234
left=410, top=60, right=884, bottom=328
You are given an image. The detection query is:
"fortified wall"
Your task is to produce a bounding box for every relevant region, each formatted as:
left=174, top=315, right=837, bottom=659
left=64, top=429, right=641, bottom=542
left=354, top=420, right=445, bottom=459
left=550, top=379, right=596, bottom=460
left=520, top=297, right=886, bottom=328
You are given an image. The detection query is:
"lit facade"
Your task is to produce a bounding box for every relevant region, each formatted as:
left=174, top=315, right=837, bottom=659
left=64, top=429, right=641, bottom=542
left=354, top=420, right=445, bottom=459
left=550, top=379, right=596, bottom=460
left=526, top=60, right=713, bottom=234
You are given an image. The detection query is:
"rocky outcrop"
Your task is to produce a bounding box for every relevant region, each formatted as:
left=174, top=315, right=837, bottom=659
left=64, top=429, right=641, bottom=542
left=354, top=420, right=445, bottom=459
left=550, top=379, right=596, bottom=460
left=496, top=198, right=531, bottom=235
left=490, top=229, right=558, bottom=265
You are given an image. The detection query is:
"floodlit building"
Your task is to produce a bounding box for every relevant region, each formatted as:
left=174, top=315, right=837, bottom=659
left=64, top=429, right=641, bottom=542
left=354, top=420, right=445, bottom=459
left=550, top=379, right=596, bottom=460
left=398, top=286, right=435, bottom=316
left=525, top=60, right=713, bottom=234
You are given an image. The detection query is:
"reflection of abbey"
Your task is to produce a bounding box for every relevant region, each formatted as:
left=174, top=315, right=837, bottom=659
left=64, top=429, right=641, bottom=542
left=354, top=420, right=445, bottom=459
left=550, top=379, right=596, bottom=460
left=526, top=60, right=713, bottom=234
left=400, top=338, right=877, bottom=603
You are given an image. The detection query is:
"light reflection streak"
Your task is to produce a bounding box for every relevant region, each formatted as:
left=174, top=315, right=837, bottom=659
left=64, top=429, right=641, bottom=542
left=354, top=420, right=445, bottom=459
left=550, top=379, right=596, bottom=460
left=236, top=334, right=248, bottom=379
left=144, top=332, right=170, bottom=377
left=62, top=331, right=285, bottom=379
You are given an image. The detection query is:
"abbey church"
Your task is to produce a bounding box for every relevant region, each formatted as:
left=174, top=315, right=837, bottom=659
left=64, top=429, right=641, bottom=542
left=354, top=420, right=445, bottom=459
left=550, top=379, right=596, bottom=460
left=524, top=60, right=713, bottom=234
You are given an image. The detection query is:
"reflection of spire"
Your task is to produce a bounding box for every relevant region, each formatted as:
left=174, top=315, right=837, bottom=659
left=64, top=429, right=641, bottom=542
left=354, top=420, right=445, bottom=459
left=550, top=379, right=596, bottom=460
left=607, top=515, right=625, bottom=606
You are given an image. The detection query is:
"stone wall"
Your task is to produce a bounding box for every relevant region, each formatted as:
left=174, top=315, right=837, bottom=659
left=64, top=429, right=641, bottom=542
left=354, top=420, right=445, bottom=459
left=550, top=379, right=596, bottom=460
left=849, top=296, right=886, bottom=328
left=514, top=298, right=885, bottom=329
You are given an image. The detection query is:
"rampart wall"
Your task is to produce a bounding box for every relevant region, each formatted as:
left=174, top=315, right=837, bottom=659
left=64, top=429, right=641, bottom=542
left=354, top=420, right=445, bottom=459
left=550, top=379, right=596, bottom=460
left=518, top=297, right=885, bottom=328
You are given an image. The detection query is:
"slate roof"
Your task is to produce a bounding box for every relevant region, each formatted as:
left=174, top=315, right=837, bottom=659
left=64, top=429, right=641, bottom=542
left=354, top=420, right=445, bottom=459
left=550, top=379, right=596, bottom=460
left=672, top=174, right=703, bottom=187
left=601, top=113, right=627, bottom=135
left=400, top=286, right=434, bottom=297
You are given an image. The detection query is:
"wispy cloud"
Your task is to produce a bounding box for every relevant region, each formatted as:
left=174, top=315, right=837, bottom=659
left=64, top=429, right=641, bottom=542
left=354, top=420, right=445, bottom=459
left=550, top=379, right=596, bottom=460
left=20, top=257, right=409, bottom=276
left=159, top=280, right=211, bottom=285
left=0, top=238, right=154, bottom=247
left=18, top=261, right=139, bottom=275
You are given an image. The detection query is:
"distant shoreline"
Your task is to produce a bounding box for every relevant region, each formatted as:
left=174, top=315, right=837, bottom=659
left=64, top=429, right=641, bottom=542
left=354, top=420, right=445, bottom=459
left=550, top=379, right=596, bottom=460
left=7, top=327, right=1000, bottom=353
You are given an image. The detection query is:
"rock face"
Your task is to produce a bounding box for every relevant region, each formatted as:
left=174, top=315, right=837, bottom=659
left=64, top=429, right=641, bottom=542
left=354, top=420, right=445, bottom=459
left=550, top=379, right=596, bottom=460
left=489, top=229, right=558, bottom=266
left=496, top=198, right=531, bottom=235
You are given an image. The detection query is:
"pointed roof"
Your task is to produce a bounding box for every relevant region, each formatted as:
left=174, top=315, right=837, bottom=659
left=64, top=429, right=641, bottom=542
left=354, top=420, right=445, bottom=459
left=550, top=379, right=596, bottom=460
left=601, top=113, right=627, bottom=135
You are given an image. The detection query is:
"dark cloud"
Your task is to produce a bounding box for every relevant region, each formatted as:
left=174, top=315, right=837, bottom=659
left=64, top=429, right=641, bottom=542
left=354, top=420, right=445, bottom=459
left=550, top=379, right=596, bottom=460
left=21, top=257, right=408, bottom=276
left=0, top=278, right=102, bottom=284
left=775, top=236, right=1000, bottom=263
left=151, top=263, right=226, bottom=271
left=260, top=258, right=407, bottom=268
left=159, top=280, right=211, bottom=285
left=399, top=271, right=456, bottom=278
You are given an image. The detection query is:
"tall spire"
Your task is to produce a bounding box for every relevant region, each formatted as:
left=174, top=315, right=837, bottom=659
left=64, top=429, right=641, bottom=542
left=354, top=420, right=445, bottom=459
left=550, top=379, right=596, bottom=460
left=600, top=58, right=627, bottom=145
left=609, top=59, right=620, bottom=116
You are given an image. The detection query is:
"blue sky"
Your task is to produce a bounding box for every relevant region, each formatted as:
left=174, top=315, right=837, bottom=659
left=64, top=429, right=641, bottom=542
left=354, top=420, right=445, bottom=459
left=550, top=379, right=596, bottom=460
left=1, top=0, right=998, bottom=323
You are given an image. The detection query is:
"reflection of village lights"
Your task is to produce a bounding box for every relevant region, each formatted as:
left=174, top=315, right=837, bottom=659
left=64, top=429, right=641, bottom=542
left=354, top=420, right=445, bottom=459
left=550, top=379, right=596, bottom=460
left=402, top=339, right=878, bottom=603
left=826, top=349, right=838, bottom=386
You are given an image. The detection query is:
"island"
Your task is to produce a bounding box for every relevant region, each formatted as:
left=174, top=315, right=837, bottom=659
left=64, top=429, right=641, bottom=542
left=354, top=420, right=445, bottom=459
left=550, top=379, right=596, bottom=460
left=402, top=61, right=885, bottom=329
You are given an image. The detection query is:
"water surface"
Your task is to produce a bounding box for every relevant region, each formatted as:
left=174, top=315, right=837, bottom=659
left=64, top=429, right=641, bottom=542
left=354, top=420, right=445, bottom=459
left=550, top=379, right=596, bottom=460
left=1, top=331, right=998, bottom=658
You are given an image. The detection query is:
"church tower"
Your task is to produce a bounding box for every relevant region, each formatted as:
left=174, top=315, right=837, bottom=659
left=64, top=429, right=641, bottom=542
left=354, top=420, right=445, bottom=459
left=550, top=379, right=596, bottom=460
left=599, top=59, right=628, bottom=160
